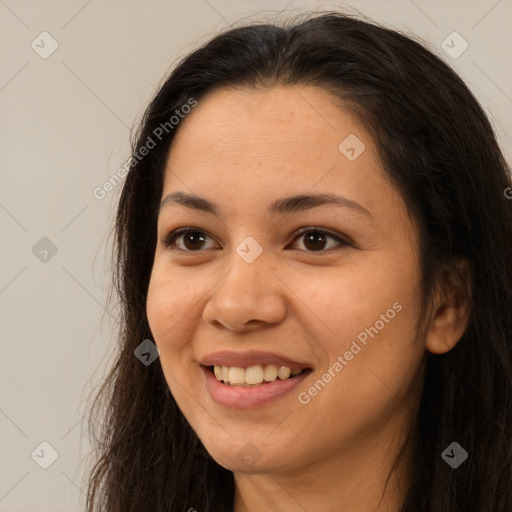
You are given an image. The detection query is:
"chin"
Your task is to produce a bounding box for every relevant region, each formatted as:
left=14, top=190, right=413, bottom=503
left=199, top=436, right=298, bottom=474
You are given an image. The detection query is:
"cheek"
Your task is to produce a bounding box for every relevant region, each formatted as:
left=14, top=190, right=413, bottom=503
left=291, top=260, right=418, bottom=353
left=293, top=255, right=424, bottom=406
left=146, top=265, right=203, bottom=341
left=146, top=279, right=174, bottom=344
left=305, top=293, right=424, bottom=427
left=146, top=276, right=200, bottom=407
left=146, top=275, right=196, bottom=371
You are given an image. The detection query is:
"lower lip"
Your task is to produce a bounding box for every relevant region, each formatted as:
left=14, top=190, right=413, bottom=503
left=201, top=366, right=311, bottom=409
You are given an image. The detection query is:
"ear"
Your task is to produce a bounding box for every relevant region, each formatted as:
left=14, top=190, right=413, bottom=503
left=425, top=259, right=472, bottom=355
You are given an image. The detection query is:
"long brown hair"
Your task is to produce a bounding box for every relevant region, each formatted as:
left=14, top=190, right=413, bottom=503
left=84, top=12, right=512, bottom=511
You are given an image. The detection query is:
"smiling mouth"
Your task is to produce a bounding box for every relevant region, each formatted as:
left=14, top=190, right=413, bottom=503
left=207, top=364, right=312, bottom=387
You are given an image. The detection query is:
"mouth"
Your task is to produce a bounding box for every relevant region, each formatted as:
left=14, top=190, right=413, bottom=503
left=200, top=363, right=313, bottom=409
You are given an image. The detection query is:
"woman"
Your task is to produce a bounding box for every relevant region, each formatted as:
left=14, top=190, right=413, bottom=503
left=85, top=11, right=512, bottom=511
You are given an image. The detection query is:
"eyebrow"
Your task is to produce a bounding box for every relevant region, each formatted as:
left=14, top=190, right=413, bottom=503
left=159, top=191, right=372, bottom=218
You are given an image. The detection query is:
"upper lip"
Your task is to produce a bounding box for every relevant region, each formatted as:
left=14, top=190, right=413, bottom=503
left=199, top=350, right=312, bottom=371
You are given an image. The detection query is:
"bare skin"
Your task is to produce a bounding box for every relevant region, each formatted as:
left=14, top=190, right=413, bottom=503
left=146, top=85, right=470, bottom=511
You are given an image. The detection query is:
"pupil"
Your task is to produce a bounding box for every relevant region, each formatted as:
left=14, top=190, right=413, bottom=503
left=304, top=231, right=326, bottom=251
left=185, top=231, right=205, bottom=250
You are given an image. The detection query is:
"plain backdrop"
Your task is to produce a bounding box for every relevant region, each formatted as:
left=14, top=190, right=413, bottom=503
left=1, top=1, right=511, bottom=510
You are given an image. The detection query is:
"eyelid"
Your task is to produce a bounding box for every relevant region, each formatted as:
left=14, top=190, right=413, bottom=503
left=161, top=226, right=352, bottom=252
left=293, top=226, right=352, bottom=247
left=161, top=227, right=219, bottom=250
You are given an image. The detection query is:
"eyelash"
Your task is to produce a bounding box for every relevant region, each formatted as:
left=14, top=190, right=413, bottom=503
left=161, top=227, right=351, bottom=254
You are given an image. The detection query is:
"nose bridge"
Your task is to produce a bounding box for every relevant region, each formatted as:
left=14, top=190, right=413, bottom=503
left=202, top=241, right=286, bottom=330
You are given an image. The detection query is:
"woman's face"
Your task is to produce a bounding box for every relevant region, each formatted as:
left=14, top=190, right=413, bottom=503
left=146, top=85, right=427, bottom=473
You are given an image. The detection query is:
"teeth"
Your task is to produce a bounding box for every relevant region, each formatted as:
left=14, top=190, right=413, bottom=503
left=212, top=364, right=304, bottom=386
left=228, top=366, right=245, bottom=385
left=277, top=366, right=291, bottom=380
left=245, top=365, right=264, bottom=384
left=263, top=364, right=277, bottom=381
left=213, top=365, right=223, bottom=380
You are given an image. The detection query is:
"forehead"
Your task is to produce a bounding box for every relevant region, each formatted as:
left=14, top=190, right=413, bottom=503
left=169, top=85, right=360, bottom=161
left=160, top=85, right=411, bottom=235
left=165, top=85, right=377, bottom=183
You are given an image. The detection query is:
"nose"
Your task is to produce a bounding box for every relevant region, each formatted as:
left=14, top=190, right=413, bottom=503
left=202, top=256, right=287, bottom=332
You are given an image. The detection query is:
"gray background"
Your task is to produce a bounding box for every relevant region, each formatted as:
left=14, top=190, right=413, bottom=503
left=1, top=1, right=511, bottom=510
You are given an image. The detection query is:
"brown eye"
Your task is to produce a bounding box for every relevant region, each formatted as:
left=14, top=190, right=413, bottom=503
left=162, top=228, right=216, bottom=251
left=181, top=230, right=208, bottom=250
left=302, top=231, right=328, bottom=251
left=291, top=229, right=349, bottom=252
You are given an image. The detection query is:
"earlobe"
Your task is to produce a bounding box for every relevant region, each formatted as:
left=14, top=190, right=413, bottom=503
left=425, top=260, right=472, bottom=355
